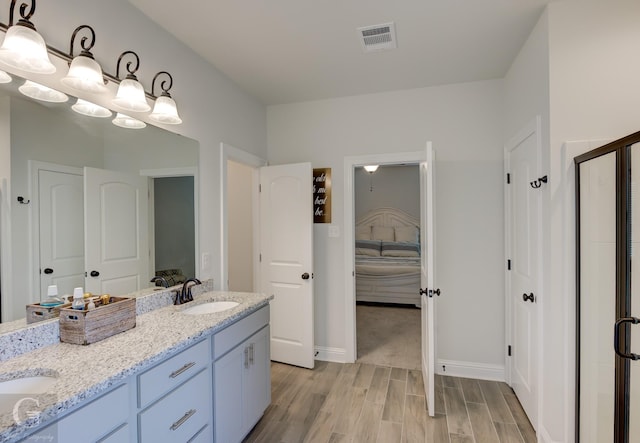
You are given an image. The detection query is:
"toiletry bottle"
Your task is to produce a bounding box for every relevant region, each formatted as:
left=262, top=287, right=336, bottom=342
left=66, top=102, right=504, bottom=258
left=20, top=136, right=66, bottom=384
left=71, top=287, right=85, bottom=310
left=42, top=285, right=63, bottom=307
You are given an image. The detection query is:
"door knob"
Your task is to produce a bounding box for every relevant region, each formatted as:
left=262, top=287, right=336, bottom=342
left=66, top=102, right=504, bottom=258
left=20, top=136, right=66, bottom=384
left=301, top=272, right=310, bottom=280
left=90, top=270, right=100, bottom=277
left=43, top=268, right=54, bottom=274
left=522, top=293, right=535, bottom=303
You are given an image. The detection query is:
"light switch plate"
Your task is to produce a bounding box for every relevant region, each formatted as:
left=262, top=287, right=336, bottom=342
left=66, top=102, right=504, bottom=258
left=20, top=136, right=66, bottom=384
left=201, top=252, right=211, bottom=271
left=328, top=225, right=340, bottom=238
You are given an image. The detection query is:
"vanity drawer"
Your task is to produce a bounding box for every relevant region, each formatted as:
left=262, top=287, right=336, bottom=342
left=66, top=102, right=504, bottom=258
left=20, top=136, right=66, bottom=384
left=138, top=338, right=209, bottom=408
left=214, top=305, right=269, bottom=359
left=139, top=368, right=211, bottom=443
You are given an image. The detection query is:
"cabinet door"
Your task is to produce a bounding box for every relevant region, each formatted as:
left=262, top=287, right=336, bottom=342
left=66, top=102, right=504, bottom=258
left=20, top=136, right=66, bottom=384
left=244, top=326, right=271, bottom=431
left=214, top=344, right=245, bottom=443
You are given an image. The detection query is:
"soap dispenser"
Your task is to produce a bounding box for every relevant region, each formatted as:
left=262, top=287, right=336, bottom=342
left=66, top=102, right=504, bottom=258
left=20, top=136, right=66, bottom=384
left=71, top=287, right=85, bottom=310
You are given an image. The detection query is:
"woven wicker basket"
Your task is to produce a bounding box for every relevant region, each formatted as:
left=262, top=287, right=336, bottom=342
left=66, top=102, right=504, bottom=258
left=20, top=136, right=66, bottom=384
left=59, top=297, right=136, bottom=345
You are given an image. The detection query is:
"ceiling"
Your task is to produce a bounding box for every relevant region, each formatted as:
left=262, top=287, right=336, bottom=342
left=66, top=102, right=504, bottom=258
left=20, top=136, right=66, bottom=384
left=128, top=0, right=552, bottom=105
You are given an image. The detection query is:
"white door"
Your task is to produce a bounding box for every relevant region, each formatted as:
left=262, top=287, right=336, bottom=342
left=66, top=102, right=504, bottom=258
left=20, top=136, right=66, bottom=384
left=259, top=163, right=314, bottom=368
left=506, top=129, right=539, bottom=428
left=420, top=142, right=436, bottom=416
left=84, top=167, right=149, bottom=296
left=38, top=169, right=84, bottom=299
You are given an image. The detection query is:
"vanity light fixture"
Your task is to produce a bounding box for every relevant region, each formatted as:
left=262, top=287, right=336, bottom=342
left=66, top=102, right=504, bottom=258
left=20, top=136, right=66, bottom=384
left=112, top=51, right=150, bottom=113
left=0, top=0, right=56, bottom=74
left=61, top=25, right=107, bottom=94
left=19, top=80, right=68, bottom=103
left=71, top=98, right=111, bottom=118
left=112, top=112, right=146, bottom=129
left=149, top=71, right=182, bottom=125
left=0, top=70, right=11, bottom=83
left=364, top=165, right=379, bottom=173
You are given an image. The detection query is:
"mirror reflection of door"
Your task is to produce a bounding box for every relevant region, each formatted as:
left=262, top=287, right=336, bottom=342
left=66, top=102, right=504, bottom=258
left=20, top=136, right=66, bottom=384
left=38, top=167, right=84, bottom=298
left=152, top=176, right=195, bottom=285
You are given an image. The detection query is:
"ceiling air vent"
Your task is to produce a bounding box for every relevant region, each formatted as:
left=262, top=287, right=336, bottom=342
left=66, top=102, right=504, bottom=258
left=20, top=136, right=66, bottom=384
left=357, top=22, right=397, bottom=53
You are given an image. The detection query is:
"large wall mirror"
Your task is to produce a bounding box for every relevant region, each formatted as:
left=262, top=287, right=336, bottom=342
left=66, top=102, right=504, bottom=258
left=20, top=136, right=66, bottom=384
left=0, top=74, right=199, bottom=324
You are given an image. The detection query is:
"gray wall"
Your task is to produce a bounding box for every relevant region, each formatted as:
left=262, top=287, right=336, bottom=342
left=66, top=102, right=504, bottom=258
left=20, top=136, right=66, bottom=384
left=354, top=165, right=419, bottom=222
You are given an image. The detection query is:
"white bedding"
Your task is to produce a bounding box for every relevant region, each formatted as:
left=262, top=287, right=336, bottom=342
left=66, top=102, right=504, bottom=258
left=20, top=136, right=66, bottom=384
left=355, top=256, right=420, bottom=277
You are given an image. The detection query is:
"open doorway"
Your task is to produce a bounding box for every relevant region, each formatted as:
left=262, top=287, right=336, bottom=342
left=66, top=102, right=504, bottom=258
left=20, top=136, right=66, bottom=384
left=354, top=164, right=422, bottom=369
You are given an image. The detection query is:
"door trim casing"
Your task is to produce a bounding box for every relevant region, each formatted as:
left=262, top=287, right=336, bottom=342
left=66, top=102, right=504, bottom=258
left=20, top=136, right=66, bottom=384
left=343, top=150, right=426, bottom=363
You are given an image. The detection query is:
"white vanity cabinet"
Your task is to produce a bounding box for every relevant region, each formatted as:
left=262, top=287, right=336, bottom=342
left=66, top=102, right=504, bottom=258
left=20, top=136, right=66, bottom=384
left=214, top=306, right=271, bottom=443
left=24, top=382, right=132, bottom=442
left=136, top=338, right=212, bottom=442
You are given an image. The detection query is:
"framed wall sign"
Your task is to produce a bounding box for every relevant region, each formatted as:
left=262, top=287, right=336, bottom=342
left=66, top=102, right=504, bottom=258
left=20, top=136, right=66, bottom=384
left=313, top=168, right=331, bottom=223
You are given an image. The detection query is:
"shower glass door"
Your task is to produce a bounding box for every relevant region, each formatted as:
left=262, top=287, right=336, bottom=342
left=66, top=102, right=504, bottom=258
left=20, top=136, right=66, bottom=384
left=628, top=143, right=640, bottom=441
left=578, top=151, right=616, bottom=443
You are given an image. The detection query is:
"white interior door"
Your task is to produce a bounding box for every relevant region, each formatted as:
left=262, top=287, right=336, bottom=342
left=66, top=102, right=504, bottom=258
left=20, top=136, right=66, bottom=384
left=84, top=167, right=149, bottom=296
left=420, top=142, right=436, bottom=416
left=259, top=162, right=314, bottom=369
left=38, top=169, right=84, bottom=299
left=507, top=130, right=539, bottom=429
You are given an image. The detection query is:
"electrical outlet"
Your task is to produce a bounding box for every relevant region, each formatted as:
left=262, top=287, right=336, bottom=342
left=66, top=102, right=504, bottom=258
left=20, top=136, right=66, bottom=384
left=328, top=225, right=340, bottom=238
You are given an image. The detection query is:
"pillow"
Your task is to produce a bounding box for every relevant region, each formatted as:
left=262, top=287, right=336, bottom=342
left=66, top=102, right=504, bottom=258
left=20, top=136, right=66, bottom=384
left=381, top=241, right=420, bottom=257
left=395, top=226, right=419, bottom=244
left=371, top=226, right=394, bottom=242
left=355, top=239, right=381, bottom=257
left=355, top=225, right=372, bottom=240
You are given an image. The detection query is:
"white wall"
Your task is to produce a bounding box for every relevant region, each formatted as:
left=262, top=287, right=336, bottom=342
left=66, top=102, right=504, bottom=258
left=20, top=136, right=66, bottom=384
left=268, top=79, right=505, bottom=371
left=1, top=0, right=267, bottom=301
left=227, top=160, right=254, bottom=292
left=354, top=165, right=419, bottom=221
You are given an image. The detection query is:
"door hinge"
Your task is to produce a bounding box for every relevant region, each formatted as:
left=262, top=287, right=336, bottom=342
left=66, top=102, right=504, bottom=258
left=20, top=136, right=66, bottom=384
left=508, top=345, right=512, bottom=356
left=259, top=253, right=262, bottom=262
left=506, top=173, right=511, bottom=184
left=507, top=259, right=511, bottom=270
left=259, top=184, right=262, bottom=193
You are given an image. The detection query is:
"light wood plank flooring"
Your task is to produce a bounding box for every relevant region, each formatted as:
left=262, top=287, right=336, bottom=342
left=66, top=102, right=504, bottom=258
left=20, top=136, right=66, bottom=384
left=243, top=361, right=536, bottom=443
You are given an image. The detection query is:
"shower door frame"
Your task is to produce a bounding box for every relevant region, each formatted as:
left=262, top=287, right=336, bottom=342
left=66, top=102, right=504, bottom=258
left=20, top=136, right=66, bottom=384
left=575, top=130, right=640, bottom=443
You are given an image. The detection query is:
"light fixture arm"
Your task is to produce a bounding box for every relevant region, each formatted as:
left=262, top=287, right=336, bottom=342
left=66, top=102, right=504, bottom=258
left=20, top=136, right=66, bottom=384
left=9, top=0, right=36, bottom=28
left=116, top=50, right=140, bottom=80
left=152, top=71, right=173, bottom=98
left=69, top=25, right=96, bottom=58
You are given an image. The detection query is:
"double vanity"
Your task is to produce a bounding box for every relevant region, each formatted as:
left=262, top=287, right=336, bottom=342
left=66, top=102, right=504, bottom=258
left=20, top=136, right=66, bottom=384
left=0, top=285, right=272, bottom=442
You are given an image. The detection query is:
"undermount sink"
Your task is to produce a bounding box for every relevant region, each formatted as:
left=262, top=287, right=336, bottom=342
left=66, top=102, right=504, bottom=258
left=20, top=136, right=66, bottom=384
left=0, top=375, right=57, bottom=415
left=182, top=301, right=239, bottom=315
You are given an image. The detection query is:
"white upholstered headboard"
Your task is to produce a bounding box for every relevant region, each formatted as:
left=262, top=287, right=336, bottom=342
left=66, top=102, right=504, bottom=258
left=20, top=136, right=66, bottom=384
left=356, top=207, right=419, bottom=229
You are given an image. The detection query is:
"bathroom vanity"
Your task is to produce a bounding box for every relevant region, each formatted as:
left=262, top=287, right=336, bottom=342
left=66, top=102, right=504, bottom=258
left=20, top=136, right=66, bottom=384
left=0, top=289, right=272, bottom=442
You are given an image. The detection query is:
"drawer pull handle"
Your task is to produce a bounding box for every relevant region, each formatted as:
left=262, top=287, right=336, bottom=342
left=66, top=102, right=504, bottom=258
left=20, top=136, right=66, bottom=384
left=249, top=343, right=254, bottom=365
left=244, top=346, right=249, bottom=369
left=170, top=408, right=196, bottom=431
left=169, top=361, right=196, bottom=378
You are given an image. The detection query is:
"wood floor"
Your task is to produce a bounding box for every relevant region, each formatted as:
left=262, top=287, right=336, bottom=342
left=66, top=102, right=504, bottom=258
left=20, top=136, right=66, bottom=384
left=243, top=361, right=536, bottom=443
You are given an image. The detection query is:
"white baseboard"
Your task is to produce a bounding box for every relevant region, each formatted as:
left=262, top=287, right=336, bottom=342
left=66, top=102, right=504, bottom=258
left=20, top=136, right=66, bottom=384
left=436, top=359, right=505, bottom=381
left=315, top=346, right=347, bottom=363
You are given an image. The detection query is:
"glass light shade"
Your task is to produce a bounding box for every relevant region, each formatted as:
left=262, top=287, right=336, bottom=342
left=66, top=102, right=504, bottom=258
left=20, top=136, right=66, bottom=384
left=19, top=80, right=68, bottom=103
left=149, top=95, right=182, bottom=125
left=112, top=78, right=150, bottom=112
left=61, top=55, right=107, bottom=93
left=0, top=70, right=11, bottom=84
left=71, top=99, right=112, bottom=118
left=112, top=112, right=146, bottom=129
left=364, top=165, right=379, bottom=173
left=0, top=24, right=56, bottom=74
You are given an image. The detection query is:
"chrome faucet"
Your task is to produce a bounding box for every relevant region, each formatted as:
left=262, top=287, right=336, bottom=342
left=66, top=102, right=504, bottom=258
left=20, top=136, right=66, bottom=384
left=150, top=276, right=169, bottom=288
left=176, top=278, right=201, bottom=305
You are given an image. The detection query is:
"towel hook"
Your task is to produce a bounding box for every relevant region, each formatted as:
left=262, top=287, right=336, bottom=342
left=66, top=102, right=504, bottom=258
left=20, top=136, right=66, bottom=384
left=17, top=196, right=30, bottom=204
left=530, top=175, right=547, bottom=189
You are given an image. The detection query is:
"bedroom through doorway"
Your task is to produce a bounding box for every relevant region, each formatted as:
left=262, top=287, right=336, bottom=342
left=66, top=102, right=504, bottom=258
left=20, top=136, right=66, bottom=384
left=354, top=164, right=422, bottom=370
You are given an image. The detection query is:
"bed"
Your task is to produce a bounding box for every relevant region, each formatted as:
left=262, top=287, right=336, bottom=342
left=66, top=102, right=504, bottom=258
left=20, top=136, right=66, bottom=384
left=355, top=207, right=422, bottom=307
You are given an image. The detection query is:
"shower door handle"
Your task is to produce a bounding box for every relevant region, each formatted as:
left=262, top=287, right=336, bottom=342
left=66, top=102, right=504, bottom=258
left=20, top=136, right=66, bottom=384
left=614, top=317, right=640, bottom=360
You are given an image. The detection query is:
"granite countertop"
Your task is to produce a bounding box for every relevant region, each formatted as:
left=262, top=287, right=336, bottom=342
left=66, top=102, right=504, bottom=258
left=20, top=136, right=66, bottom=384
left=0, top=290, right=272, bottom=442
